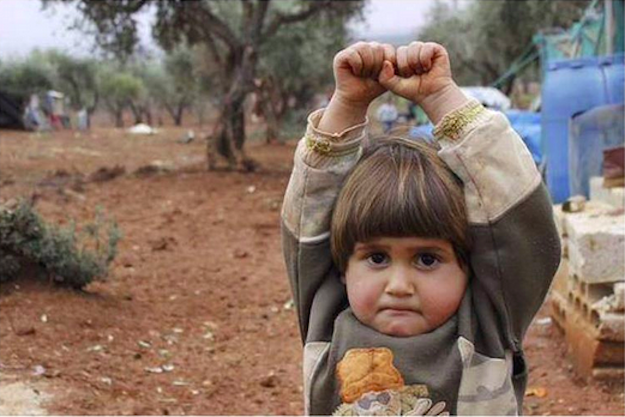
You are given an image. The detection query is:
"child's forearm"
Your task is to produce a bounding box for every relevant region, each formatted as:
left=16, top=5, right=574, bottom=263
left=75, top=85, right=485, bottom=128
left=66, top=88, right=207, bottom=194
left=318, top=94, right=369, bottom=134
left=419, top=83, right=470, bottom=125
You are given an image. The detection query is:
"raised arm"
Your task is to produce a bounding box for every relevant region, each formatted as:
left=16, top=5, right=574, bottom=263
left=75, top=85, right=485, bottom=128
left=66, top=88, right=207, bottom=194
left=380, top=42, right=561, bottom=345
left=282, top=42, right=395, bottom=342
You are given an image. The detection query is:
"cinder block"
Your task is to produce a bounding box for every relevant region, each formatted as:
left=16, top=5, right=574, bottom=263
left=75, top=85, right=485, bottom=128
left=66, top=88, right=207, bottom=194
left=615, top=282, right=625, bottom=311
left=552, top=205, right=568, bottom=257
left=550, top=291, right=625, bottom=382
left=565, top=202, right=625, bottom=283
left=590, top=176, right=625, bottom=209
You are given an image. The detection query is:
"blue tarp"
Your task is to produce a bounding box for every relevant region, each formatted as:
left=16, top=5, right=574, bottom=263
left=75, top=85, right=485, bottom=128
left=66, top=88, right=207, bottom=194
left=506, top=110, right=543, bottom=165
left=409, top=110, right=543, bottom=165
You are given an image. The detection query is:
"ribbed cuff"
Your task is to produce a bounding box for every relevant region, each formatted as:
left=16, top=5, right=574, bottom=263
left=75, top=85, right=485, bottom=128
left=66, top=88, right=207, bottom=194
left=304, top=108, right=367, bottom=157
left=433, top=99, right=489, bottom=142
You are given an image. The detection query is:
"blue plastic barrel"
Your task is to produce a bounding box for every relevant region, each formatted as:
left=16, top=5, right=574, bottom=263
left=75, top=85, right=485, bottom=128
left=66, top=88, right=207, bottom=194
left=541, top=53, right=624, bottom=203
left=569, top=104, right=624, bottom=197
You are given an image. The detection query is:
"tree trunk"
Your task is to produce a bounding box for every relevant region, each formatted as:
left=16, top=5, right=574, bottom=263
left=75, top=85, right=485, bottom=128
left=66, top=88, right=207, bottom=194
left=143, top=107, right=153, bottom=126
left=129, top=102, right=143, bottom=124
left=208, top=46, right=259, bottom=172
left=174, top=105, right=184, bottom=126
left=115, top=110, right=124, bottom=128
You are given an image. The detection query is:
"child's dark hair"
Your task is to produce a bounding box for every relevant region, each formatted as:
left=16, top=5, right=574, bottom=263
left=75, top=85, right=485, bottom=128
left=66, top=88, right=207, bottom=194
left=331, top=136, right=470, bottom=273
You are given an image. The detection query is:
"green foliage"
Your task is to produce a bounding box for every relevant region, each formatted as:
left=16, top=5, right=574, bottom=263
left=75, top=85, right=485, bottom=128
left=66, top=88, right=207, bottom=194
left=98, top=65, right=145, bottom=125
left=99, top=70, right=144, bottom=105
left=44, top=50, right=100, bottom=111
left=0, top=201, right=121, bottom=288
left=419, top=0, right=592, bottom=87
left=259, top=13, right=349, bottom=105
left=0, top=57, right=54, bottom=100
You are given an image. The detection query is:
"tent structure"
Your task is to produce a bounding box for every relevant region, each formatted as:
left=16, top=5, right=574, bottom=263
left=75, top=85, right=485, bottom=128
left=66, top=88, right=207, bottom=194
left=460, top=87, right=512, bottom=111
left=0, top=91, right=25, bottom=129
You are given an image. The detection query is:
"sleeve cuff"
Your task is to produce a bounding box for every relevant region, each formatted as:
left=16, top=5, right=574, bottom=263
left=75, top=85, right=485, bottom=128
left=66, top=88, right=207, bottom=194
left=304, top=108, right=368, bottom=158
left=433, top=99, right=489, bottom=143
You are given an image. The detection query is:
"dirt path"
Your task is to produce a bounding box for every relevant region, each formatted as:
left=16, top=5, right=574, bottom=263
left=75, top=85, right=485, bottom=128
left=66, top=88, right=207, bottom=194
left=0, top=127, right=623, bottom=415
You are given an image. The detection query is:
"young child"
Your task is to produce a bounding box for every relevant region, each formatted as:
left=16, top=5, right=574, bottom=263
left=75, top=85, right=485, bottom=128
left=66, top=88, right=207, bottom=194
left=281, top=41, right=561, bottom=416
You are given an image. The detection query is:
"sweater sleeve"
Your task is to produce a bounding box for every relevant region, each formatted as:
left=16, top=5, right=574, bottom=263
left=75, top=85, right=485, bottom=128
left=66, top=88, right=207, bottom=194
left=281, top=108, right=367, bottom=343
left=435, top=101, right=561, bottom=348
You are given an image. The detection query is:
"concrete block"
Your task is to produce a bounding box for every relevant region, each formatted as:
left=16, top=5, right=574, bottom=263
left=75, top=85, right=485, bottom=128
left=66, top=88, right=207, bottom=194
left=565, top=202, right=625, bottom=283
left=615, top=282, right=625, bottom=311
left=590, top=176, right=625, bottom=209
left=552, top=205, right=568, bottom=257
left=555, top=294, right=625, bottom=382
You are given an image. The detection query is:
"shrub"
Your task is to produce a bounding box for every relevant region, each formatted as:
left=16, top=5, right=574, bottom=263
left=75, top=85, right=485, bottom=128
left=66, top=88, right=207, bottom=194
left=0, top=201, right=121, bottom=288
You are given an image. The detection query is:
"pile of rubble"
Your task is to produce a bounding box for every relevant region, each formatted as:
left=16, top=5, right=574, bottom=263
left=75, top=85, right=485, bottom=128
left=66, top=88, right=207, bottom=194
left=551, top=177, right=624, bottom=381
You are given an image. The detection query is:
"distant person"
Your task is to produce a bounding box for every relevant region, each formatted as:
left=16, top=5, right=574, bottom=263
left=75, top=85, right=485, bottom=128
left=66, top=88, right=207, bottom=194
left=407, top=101, right=417, bottom=121
left=376, top=95, right=398, bottom=133
left=281, top=41, right=560, bottom=415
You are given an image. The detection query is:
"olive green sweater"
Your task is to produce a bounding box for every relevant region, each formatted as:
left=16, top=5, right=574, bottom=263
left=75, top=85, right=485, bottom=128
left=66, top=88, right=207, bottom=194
left=281, top=102, right=561, bottom=415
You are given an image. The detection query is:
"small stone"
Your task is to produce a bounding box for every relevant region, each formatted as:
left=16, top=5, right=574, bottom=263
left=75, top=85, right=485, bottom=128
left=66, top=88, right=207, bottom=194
left=33, top=365, right=46, bottom=376
left=259, top=372, right=279, bottom=388
left=15, top=326, right=36, bottom=336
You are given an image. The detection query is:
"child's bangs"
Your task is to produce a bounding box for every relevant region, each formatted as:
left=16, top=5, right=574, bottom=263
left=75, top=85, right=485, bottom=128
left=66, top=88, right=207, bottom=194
left=350, top=152, right=464, bottom=244
left=331, top=139, right=469, bottom=271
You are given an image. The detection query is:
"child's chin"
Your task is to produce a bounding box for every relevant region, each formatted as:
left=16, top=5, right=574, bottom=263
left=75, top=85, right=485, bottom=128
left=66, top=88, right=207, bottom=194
left=379, top=322, right=426, bottom=338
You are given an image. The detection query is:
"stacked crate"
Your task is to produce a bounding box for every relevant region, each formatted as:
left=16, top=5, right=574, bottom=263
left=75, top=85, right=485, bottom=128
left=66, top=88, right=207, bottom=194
left=551, top=192, right=624, bottom=381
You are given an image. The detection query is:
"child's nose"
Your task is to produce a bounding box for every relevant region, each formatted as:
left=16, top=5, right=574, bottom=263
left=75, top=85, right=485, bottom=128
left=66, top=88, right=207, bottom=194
left=384, top=267, right=415, bottom=296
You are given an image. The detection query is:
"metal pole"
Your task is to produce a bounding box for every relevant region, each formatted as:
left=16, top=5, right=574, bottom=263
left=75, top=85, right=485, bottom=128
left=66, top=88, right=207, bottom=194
left=606, top=0, right=614, bottom=54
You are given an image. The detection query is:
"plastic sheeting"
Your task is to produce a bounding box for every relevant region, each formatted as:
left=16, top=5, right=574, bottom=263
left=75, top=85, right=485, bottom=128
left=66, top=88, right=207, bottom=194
left=505, top=110, right=542, bottom=165
left=460, top=87, right=511, bottom=111
left=569, top=104, right=624, bottom=198
left=541, top=53, right=624, bottom=203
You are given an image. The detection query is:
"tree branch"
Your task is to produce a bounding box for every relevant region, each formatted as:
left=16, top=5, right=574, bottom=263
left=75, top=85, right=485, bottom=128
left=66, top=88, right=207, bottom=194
left=261, top=0, right=331, bottom=42
left=185, top=2, right=241, bottom=52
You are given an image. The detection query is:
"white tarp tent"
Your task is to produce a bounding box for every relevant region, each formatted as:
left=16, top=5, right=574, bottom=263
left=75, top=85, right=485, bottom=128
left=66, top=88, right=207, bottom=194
left=460, top=87, right=511, bottom=111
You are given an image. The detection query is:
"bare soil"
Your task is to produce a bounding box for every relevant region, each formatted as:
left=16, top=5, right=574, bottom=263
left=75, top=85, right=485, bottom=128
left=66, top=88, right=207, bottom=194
left=0, top=126, right=623, bottom=415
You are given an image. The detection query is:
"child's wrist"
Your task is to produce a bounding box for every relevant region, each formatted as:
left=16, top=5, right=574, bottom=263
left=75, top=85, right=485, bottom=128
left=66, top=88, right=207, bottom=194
left=419, top=83, right=469, bottom=125
left=318, top=93, right=369, bottom=134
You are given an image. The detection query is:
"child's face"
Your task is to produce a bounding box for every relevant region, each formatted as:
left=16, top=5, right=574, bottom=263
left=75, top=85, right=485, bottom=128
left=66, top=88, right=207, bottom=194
left=343, top=236, right=468, bottom=337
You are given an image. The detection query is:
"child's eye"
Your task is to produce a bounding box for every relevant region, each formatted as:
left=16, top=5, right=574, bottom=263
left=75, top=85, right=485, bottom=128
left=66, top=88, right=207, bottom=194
left=414, top=253, right=440, bottom=269
left=367, top=252, right=389, bottom=266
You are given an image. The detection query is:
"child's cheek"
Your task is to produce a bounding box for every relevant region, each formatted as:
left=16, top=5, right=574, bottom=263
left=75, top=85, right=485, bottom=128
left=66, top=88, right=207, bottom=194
left=421, top=281, right=464, bottom=323
left=347, top=279, right=380, bottom=318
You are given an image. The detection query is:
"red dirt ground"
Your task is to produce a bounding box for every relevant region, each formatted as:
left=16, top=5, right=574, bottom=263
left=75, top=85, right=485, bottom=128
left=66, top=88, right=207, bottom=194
left=0, top=126, right=623, bottom=415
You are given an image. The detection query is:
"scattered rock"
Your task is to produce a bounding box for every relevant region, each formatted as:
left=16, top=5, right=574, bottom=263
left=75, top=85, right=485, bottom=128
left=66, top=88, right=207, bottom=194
left=150, top=236, right=177, bottom=251
left=38, top=169, right=85, bottom=191
left=15, top=326, right=36, bottom=336
left=259, top=372, right=279, bottom=388
left=88, top=165, right=126, bottom=183
left=134, top=161, right=173, bottom=177
left=179, top=130, right=195, bottom=144
left=233, top=249, right=248, bottom=259
left=32, top=366, right=46, bottom=376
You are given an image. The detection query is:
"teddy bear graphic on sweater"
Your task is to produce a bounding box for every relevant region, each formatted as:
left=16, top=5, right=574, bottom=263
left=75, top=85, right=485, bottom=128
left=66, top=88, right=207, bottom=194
left=333, top=348, right=449, bottom=416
